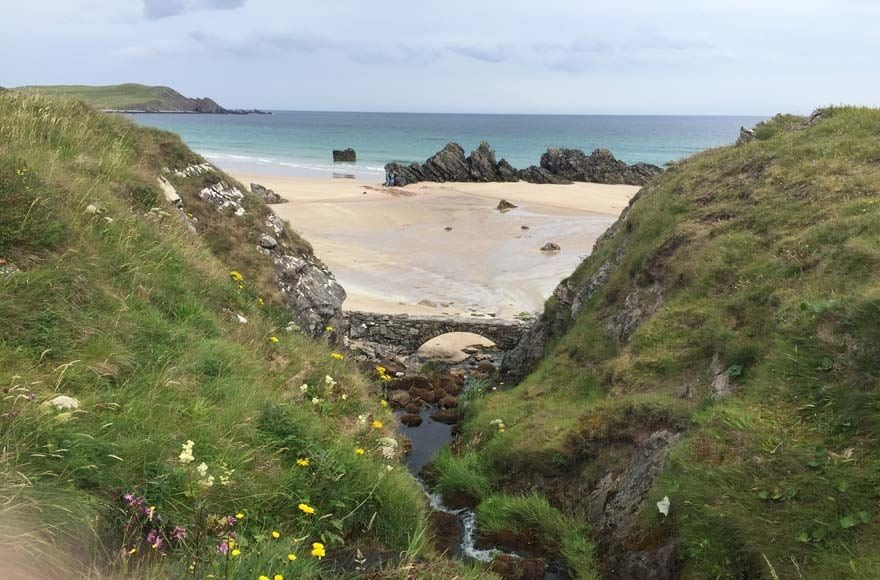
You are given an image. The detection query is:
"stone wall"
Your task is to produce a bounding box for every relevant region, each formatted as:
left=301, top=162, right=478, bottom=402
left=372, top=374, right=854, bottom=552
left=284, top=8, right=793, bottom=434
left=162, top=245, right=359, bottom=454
left=345, top=311, right=528, bottom=353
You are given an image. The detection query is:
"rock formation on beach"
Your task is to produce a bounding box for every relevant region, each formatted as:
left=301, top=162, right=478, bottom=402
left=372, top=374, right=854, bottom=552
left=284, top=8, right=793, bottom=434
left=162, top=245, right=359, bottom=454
left=384, top=141, right=662, bottom=187
left=333, top=148, right=357, bottom=162
left=250, top=182, right=285, bottom=204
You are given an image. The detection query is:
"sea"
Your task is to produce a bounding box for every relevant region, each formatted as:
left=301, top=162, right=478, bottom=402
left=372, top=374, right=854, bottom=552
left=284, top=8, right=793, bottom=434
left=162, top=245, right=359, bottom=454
left=127, top=111, right=767, bottom=180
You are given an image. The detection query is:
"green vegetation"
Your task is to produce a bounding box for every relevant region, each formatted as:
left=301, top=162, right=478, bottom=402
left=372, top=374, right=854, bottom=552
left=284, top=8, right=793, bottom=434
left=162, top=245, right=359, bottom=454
left=16, top=83, right=226, bottom=112
left=439, top=108, right=880, bottom=577
left=0, top=92, right=480, bottom=578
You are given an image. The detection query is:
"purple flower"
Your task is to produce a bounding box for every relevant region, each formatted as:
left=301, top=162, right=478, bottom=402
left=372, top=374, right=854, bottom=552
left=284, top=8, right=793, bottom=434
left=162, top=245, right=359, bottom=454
left=216, top=540, right=229, bottom=555
left=146, top=529, right=163, bottom=551
left=225, top=515, right=237, bottom=527
left=171, top=526, right=187, bottom=541
left=123, top=493, right=134, bottom=504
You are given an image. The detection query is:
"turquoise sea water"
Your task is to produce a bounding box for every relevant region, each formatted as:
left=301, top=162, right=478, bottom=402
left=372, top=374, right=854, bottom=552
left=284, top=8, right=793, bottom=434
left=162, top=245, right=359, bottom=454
left=129, top=111, right=766, bottom=180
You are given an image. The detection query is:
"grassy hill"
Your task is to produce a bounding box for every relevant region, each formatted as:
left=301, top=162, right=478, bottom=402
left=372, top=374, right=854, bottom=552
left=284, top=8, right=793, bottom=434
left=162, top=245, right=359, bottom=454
left=0, top=92, right=482, bottom=578
left=436, top=108, right=880, bottom=578
left=16, top=83, right=231, bottom=113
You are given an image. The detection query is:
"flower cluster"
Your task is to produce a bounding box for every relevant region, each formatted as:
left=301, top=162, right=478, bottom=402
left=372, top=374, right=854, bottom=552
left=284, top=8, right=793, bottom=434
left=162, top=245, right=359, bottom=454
left=489, top=418, right=506, bottom=433
left=178, top=439, right=195, bottom=464
left=121, top=493, right=188, bottom=556
left=178, top=440, right=232, bottom=488
left=375, top=366, right=393, bottom=382
left=377, top=437, right=398, bottom=460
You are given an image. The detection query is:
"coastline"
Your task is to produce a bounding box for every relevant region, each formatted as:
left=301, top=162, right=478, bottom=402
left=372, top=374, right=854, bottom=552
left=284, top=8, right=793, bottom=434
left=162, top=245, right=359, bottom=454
left=228, top=170, right=638, bottom=317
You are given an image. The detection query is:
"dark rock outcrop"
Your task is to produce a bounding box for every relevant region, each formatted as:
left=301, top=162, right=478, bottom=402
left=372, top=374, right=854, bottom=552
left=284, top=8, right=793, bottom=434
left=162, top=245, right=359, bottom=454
left=736, top=126, right=756, bottom=146
left=540, top=148, right=662, bottom=186
left=333, top=148, right=357, bottom=162
left=540, top=242, right=560, bottom=252
left=384, top=141, right=660, bottom=187
left=496, top=199, right=517, bottom=211
left=251, top=183, right=284, bottom=204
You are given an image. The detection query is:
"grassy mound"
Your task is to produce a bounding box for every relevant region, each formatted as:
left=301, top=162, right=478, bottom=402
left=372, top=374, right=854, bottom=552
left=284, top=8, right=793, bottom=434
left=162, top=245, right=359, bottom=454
left=440, top=108, right=880, bottom=578
left=0, top=92, right=484, bottom=579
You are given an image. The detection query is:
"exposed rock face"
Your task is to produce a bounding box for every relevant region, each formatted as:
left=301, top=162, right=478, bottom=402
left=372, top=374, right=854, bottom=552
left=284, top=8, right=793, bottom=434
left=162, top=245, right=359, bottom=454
left=540, top=242, right=560, bottom=252
left=384, top=141, right=661, bottom=187
left=251, top=183, right=284, bottom=204
left=333, top=148, right=357, bottom=162
left=736, top=126, right=756, bottom=146
left=540, top=148, right=663, bottom=186
left=496, top=199, right=517, bottom=211
left=164, top=163, right=346, bottom=337
left=502, top=187, right=645, bottom=379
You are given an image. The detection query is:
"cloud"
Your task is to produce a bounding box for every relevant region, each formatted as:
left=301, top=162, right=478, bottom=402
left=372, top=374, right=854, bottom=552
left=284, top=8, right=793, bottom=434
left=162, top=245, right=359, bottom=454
left=142, top=0, right=246, bottom=20
left=446, top=44, right=511, bottom=63
left=189, top=30, right=332, bottom=57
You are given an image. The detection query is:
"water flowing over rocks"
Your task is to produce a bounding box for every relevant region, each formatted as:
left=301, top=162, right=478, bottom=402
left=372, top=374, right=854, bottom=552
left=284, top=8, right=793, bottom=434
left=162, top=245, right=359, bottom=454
left=385, top=141, right=661, bottom=187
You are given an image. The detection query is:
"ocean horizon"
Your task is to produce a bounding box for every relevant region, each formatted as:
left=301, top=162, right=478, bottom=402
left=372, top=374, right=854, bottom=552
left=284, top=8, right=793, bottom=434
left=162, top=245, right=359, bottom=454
left=129, top=111, right=767, bottom=180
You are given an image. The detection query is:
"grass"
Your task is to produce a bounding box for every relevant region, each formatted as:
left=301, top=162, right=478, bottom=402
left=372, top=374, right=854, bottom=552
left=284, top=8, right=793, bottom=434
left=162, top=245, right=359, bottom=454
left=16, top=83, right=221, bottom=112
left=435, top=107, right=880, bottom=577
left=0, top=91, right=481, bottom=578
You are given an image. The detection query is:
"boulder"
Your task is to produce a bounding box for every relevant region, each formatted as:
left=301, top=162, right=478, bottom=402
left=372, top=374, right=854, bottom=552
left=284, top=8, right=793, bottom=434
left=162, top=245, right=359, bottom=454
left=496, top=158, right=519, bottom=182
left=332, top=148, right=357, bottom=162
left=540, top=242, right=561, bottom=252
left=736, top=127, right=756, bottom=146
left=404, top=402, right=422, bottom=414
left=259, top=234, right=278, bottom=249
left=438, top=395, right=458, bottom=409
left=489, top=555, right=546, bottom=580
left=400, top=413, right=423, bottom=427
left=430, top=409, right=459, bottom=424
left=496, top=199, right=517, bottom=212
left=518, top=165, right=571, bottom=184
left=389, top=390, right=412, bottom=408
left=250, top=183, right=284, bottom=204
left=422, top=142, right=470, bottom=182
left=384, top=162, right=424, bottom=187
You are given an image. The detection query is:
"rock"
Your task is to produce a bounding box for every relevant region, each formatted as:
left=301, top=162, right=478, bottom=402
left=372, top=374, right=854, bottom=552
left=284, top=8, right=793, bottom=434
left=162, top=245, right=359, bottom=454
left=496, top=158, right=519, bottom=182
left=85, top=204, right=101, bottom=215
left=417, top=299, right=437, bottom=308
left=518, top=165, right=571, bottom=184
left=736, top=126, right=756, bottom=146
left=48, top=395, right=80, bottom=410
left=475, top=360, right=497, bottom=375
left=539, top=147, right=662, bottom=186
left=422, top=142, right=470, bottom=182
left=467, top=141, right=500, bottom=182
left=462, top=347, right=479, bottom=355
left=390, top=376, right=433, bottom=391
left=438, top=395, right=458, bottom=409
left=444, top=226, right=453, bottom=231
left=430, top=409, right=459, bottom=424
left=389, top=390, right=412, bottom=408
left=521, top=225, right=530, bottom=230
left=496, top=199, right=517, bottom=212
left=332, top=148, right=357, bottom=162
left=251, top=183, right=284, bottom=204
left=540, top=242, right=561, bottom=252
left=400, top=413, right=423, bottom=427
left=258, top=234, right=278, bottom=249
left=449, top=369, right=467, bottom=386
left=411, top=387, right=438, bottom=403
left=428, top=511, right=460, bottom=555
left=489, top=555, right=546, bottom=580
left=404, top=402, right=422, bottom=414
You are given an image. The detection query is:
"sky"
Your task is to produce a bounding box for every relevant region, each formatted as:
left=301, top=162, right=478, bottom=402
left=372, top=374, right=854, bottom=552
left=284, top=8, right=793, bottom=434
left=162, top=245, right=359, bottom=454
left=2, top=0, right=879, bottom=115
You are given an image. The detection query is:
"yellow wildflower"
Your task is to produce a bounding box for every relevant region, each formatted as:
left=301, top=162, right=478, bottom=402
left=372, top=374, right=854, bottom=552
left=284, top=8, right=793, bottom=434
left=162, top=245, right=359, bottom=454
left=259, top=576, right=269, bottom=580
left=380, top=400, right=389, bottom=408
left=272, top=531, right=280, bottom=539
left=275, top=576, right=284, bottom=580
left=325, top=325, right=333, bottom=332
left=236, top=512, right=245, bottom=519
left=269, top=336, right=279, bottom=343
left=257, top=297, right=264, bottom=305
left=128, top=548, right=137, bottom=555
left=298, top=503, right=316, bottom=515
left=311, top=542, right=326, bottom=559
left=288, top=553, right=297, bottom=561
left=231, top=548, right=241, bottom=557
left=372, top=420, right=383, bottom=429
left=296, top=458, right=309, bottom=467
left=229, top=270, right=243, bottom=282
left=355, top=448, right=365, bottom=455
left=330, top=352, right=344, bottom=360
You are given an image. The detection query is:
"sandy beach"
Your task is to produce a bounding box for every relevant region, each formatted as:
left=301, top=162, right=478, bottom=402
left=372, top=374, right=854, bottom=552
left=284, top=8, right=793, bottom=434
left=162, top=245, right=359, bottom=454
left=230, top=172, right=639, bottom=318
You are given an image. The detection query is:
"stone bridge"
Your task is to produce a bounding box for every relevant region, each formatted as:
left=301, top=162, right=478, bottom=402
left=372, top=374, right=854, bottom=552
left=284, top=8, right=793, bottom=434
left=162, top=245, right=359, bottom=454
left=344, top=310, right=529, bottom=353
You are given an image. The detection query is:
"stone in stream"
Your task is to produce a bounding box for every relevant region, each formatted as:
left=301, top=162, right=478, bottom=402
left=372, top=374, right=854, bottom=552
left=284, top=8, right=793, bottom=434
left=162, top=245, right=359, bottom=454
left=411, top=386, right=439, bottom=403
left=399, top=413, right=423, bottom=427
left=489, top=554, right=546, bottom=580
left=389, top=390, right=412, bottom=408
left=438, top=395, right=458, bottom=409
left=540, top=242, right=561, bottom=252
left=431, top=409, right=459, bottom=425
left=404, top=402, right=422, bottom=414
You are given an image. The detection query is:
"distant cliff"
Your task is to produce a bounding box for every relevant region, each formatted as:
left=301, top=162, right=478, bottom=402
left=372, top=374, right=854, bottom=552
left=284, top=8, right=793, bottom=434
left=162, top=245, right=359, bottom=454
left=16, top=83, right=269, bottom=114
left=385, top=141, right=662, bottom=187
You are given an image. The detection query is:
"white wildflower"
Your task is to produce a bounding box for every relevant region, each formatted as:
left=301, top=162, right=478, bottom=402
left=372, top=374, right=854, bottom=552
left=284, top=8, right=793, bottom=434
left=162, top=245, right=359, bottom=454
left=49, top=395, right=80, bottom=410
left=356, top=414, right=367, bottom=428
left=179, top=440, right=195, bottom=464
left=300, top=383, right=309, bottom=393
left=311, top=397, right=321, bottom=405
left=196, top=462, right=209, bottom=477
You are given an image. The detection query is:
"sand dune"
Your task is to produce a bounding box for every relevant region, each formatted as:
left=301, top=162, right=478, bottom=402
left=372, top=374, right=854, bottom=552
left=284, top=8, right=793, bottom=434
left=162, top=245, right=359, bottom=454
left=230, top=173, right=639, bottom=317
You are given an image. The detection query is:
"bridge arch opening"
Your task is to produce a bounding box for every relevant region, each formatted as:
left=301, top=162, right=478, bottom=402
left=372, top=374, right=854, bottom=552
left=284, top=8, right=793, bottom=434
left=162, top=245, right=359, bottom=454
left=415, top=332, right=496, bottom=363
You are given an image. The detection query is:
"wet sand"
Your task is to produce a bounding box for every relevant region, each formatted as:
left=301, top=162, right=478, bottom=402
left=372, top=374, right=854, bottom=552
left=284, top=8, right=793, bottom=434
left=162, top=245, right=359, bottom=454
left=229, top=173, right=639, bottom=317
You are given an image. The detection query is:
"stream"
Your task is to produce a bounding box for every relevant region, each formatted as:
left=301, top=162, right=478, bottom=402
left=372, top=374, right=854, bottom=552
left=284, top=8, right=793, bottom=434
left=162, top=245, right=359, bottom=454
left=389, top=351, right=570, bottom=579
